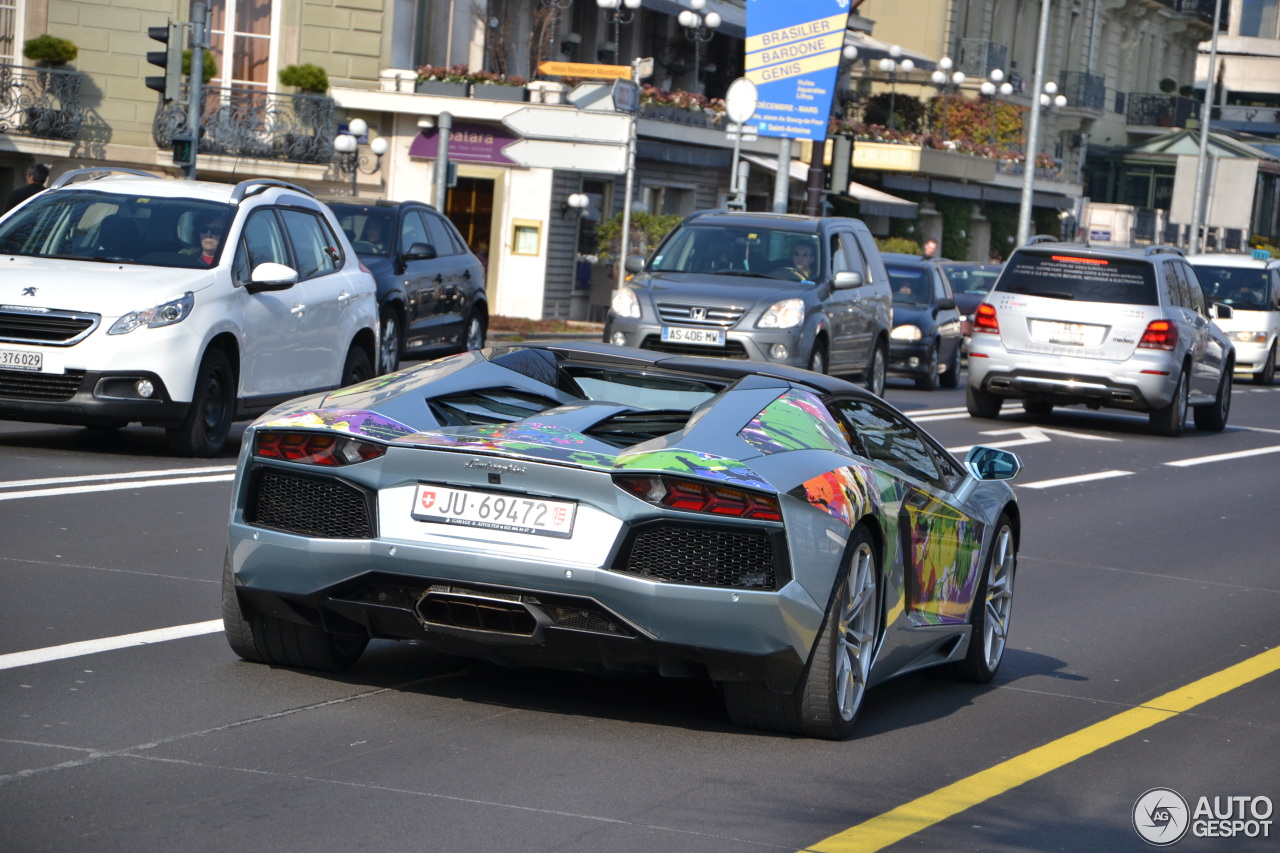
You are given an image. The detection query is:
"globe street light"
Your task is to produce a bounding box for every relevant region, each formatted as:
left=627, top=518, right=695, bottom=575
left=679, top=0, right=720, bottom=92
left=930, top=56, right=965, bottom=140
left=979, top=69, right=1013, bottom=149
left=333, top=117, right=388, bottom=197
left=597, top=0, right=640, bottom=66
left=877, top=45, right=914, bottom=131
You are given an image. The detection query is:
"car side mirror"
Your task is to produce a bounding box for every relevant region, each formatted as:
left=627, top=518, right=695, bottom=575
left=403, top=242, right=438, bottom=261
left=624, top=254, right=647, bottom=274
left=245, top=261, right=299, bottom=293
left=833, top=270, right=864, bottom=289
left=954, top=445, right=1022, bottom=503
left=936, top=297, right=957, bottom=311
left=1210, top=302, right=1234, bottom=320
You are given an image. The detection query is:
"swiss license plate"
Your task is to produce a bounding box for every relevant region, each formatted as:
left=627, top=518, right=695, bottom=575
left=1033, top=320, right=1088, bottom=345
left=412, top=483, right=576, bottom=538
left=661, top=326, right=725, bottom=346
left=0, top=349, right=43, bottom=372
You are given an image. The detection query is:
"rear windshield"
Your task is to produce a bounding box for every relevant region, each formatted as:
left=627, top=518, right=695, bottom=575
left=1190, top=265, right=1273, bottom=311
left=995, top=252, right=1158, bottom=305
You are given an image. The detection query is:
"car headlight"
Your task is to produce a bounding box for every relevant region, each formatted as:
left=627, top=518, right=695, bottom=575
left=108, top=292, right=195, bottom=335
left=611, top=287, right=641, bottom=319
left=1230, top=331, right=1268, bottom=344
left=891, top=324, right=923, bottom=341
left=757, top=298, right=804, bottom=329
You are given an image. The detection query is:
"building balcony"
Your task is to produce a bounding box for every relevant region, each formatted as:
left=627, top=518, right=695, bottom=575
left=0, top=63, right=83, bottom=141
left=152, top=85, right=337, bottom=165
left=955, top=39, right=1009, bottom=79
left=1061, top=71, right=1107, bottom=114
left=1125, top=93, right=1201, bottom=129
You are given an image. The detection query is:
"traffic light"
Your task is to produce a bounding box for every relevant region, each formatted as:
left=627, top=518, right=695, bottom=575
left=146, top=22, right=183, bottom=102
left=171, top=134, right=195, bottom=167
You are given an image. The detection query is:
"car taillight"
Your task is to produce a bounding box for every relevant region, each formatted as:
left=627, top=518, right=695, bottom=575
left=254, top=430, right=386, bottom=466
left=973, top=303, right=999, bottom=334
left=614, top=474, right=782, bottom=521
left=1138, top=319, right=1178, bottom=351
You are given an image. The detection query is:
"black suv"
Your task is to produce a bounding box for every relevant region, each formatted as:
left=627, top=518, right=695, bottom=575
left=326, top=200, right=487, bottom=373
left=603, top=210, right=893, bottom=394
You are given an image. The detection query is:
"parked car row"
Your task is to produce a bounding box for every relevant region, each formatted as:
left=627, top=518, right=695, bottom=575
left=0, top=170, right=489, bottom=455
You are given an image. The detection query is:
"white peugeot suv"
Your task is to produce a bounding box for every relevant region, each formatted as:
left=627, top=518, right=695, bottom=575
left=0, top=169, right=378, bottom=456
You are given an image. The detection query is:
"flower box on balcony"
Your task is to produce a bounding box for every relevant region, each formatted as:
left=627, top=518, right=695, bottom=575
left=416, top=80, right=469, bottom=98
left=471, top=83, right=526, bottom=102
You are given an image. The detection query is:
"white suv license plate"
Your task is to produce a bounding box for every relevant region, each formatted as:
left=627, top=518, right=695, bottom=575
left=0, top=348, right=43, bottom=372
left=1032, top=320, right=1089, bottom=346
left=412, top=483, right=576, bottom=538
left=661, top=326, right=725, bottom=346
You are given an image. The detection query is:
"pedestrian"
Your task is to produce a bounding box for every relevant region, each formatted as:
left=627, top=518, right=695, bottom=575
left=3, top=163, right=50, bottom=214
left=922, top=238, right=938, bottom=260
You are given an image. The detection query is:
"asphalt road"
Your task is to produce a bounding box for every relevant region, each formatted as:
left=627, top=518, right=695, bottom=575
left=1, top=365, right=1277, bottom=853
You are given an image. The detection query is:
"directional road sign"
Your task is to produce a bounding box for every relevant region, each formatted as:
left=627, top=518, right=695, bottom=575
left=538, top=61, right=632, bottom=80
left=501, top=138, right=628, bottom=174
left=502, top=107, right=630, bottom=145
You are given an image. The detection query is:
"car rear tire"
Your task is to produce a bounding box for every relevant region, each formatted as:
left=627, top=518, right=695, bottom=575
left=951, top=515, right=1016, bottom=683
left=341, top=345, right=374, bottom=387
left=1193, top=360, right=1232, bottom=431
left=807, top=340, right=829, bottom=375
left=966, top=382, right=1002, bottom=419
left=914, top=344, right=939, bottom=390
left=1149, top=368, right=1188, bottom=436
left=722, top=526, right=880, bottom=740
left=1255, top=343, right=1276, bottom=385
left=864, top=341, right=887, bottom=397
left=166, top=348, right=234, bottom=457
left=939, top=344, right=960, bottom=389
left=378, top=306, right=403, bottom=374
left=222, top=550, right=367, bottom=670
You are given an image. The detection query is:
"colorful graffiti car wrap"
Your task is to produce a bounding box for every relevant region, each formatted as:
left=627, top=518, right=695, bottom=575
left=739, top=389, right=850, bottom=455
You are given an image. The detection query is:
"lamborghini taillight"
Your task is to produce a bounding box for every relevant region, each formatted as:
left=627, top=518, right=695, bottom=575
left=254, top=430, right=386, bottom=466
left=614, top=475, right=782, bottom=521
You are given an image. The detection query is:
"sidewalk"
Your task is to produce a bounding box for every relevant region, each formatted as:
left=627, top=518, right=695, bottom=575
left=487, top=321, right=604, bottom=343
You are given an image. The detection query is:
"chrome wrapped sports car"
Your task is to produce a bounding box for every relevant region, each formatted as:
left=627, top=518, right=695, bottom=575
left=223, top=342, right=1023, bottom=739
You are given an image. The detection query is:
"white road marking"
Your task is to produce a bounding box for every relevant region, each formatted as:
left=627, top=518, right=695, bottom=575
left=1164, top=445, right=1280, bottom=467
left=1018, top=470, right=1134, bottom=489
left=0, top=474, right=235, bottom=502
left=0, top=620, right=222, bottom=671
left=949, top=425, right=1121, bottom=454
left=1, top=466, right=235, bottom=490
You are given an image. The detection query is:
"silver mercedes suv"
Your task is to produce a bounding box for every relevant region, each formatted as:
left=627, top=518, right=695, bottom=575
left=966, top=241, right=1235, bottom=436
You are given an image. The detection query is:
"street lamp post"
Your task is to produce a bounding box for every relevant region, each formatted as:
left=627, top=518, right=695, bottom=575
left=979, top=69, right=1012, bottom=149
left=877, top=45, right=914, bottom=131
left=1017, top=0, right=1053, bottom=246
left=930, top=56, right=964, bottom=141
left=596, top=0, right=640, bottom=65
left=538, top=0, right=573, bottom=65
left=678, top=0, right=720, bottom=93
left=333, top=118, right=388, bottom=197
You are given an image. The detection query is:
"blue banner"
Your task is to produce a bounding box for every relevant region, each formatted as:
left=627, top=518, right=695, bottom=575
left=744, top=0, right=851, bottom=142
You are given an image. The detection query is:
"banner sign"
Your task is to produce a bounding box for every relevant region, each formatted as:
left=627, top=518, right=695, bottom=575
left=409, top=121, right=518, bottom=165
left=744, top=2, right=851, bottom=142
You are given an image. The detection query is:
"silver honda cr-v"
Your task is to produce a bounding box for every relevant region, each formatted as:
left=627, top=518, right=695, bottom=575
left=966, top=241, right=1235, bottom=436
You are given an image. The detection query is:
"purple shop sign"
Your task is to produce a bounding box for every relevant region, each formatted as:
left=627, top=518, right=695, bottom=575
left=410, top=122, right=519, bottom=165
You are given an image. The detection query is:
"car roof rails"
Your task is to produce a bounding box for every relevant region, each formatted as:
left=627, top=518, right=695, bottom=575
left=230, top=178, right=316, bottom=205
left=1144, top=245, right=1185, bottom=257
left=49, top=167, right=162, bottom=190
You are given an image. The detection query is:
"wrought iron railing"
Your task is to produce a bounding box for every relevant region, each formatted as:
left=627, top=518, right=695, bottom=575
left=152, top=85, right=337, bottom=164
left=1124, top=93, right=1201, bottom=128
left=0, top=63, right=83, bottom=140
left=1061, top=71, right=1106, bottom=112
left=1173, top=0, right=1218, bottom=25
left=955, top=39, right=1009, bottom=78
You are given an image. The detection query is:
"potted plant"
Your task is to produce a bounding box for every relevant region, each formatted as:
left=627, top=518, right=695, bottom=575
left=1159, top=77, right=1177, bottom=94
left=279, top=63, right=329, bottom=94
left=1179, top=84, right=1196, bottom=98
left=23, top=34, right=78, bottom=67
left=469, top=69, right=528, bottom=102
left=415, top=64, right=471, bottom=98
left=182, top=49, right=219, bottom=82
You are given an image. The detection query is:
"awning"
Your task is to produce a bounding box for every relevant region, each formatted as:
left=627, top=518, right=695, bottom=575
left=743, top=153, right=919, bottom=218
left=842, top=31, right=938, bottom=72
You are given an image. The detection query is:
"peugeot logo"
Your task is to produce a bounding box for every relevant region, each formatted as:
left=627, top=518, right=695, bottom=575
left=22, top=287, right=37, bottom=297
left=690, top=307, right=707, bottom=321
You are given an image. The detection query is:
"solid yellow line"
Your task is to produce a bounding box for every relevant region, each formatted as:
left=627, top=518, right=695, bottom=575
left=800, top=645, right=1280, bottom=853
